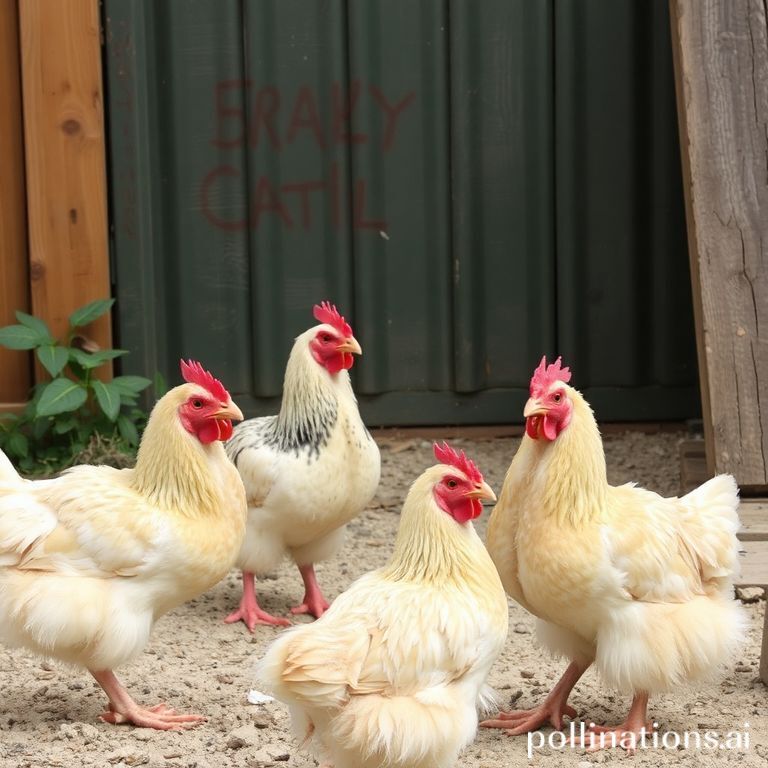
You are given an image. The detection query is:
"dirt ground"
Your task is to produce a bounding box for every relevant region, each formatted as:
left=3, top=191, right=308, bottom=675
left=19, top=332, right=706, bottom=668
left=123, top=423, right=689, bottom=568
left=1, top=431, right=766, bottom=767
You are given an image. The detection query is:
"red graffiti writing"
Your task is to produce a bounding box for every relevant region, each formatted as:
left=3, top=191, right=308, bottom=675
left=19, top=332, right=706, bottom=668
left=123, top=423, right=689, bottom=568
left=201, top=80, right=415, bottom=231
left=200, top=163, right=385, bottom=232
left=211, top=80, right=414, bottom=153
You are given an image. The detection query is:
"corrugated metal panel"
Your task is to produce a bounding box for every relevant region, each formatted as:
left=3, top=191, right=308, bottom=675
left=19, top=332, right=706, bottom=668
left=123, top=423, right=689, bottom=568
left=104, top=0, right=696, bottom=425
left=555, top=0, right=697, bottom=417
left=349, top=1, right=453, bottom=398
left=450, top=0, right=555, bottom=395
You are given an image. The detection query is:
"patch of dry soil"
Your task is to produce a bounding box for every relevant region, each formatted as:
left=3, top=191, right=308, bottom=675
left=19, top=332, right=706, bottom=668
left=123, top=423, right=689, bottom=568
left=1, top=432, right=766, bottom=767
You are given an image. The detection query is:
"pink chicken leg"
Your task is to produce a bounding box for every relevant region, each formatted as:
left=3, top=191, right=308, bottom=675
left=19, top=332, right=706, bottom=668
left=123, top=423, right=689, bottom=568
left=481, top=660, right=588, bottom=734
left=579, top=692, right=651, bottom=752
left=92, top=670, right=205, bottom=730
left=224, top=571, right=290, bottom=630
left=290, top=564, right=330, bottom=618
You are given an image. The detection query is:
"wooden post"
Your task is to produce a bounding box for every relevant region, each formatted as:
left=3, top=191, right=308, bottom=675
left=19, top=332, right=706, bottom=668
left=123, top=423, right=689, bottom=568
left=0, top=0, right=31, bottom=407
left=19, top=0, right=112, bottom=363
left=670, top=0, right=768, bottom=489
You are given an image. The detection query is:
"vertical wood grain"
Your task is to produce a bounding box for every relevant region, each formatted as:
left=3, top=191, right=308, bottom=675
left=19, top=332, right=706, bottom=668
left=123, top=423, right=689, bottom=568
left=670, top=0, right=768, bottom=487
left=19, top=0, right=112, bottom=366
left=0, top=0, right=31, bottom=405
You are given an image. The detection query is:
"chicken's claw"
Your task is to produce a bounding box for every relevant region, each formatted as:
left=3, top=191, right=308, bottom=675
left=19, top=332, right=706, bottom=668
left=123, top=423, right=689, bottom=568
left=480, top=703, right=577, bottom=735
left=224, top=604, right=291, bottom=630
left=98, top=702, right=206, bottom=731
left=289, top=594, right=330, bottom=619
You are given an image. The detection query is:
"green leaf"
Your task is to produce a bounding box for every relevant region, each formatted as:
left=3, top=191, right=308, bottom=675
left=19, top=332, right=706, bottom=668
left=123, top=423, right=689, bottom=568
left=32, top=418, right=51, bottom=440
left=0, top=324, right=42, bottom=350
left=117, top=414, right=140, bottom=446
left=53, top=416, right=77, bottom=434
left=111, top=375, right=152, bottom=395
left=15, top=311, right=53, bottom=342
left=7, top=431, right=28, bottom=459
left=91, top=380, right=121, bottom=422
left=36, top=378, right=88, bottom=417
left=36, top=345, right=69, bottom=377
left=69, top=299, right=114, bottom=328
left=69, top=348, right=127, bottom=369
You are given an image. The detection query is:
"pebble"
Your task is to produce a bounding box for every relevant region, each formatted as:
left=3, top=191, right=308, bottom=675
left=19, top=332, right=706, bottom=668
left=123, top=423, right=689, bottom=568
left=520, top=670, right=535, bottom=679
left=513, top=623, right=530, bottom=634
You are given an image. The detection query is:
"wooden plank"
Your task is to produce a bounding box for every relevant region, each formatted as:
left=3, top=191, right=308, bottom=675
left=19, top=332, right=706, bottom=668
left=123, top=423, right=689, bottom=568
left=669, top=0, right=768, bottom=487
left=736, top=540, right=768, bottom=588
left=738, top=500, right=768, bottom=541
left=761, top=607, right=768, bottom=685
left=19, top=0, right=112, bottom=368
left=0, top=0, right=31, bottom=403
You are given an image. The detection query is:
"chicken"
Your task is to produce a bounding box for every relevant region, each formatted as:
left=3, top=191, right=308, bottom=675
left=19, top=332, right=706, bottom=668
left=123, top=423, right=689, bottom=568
left=258, top=442, right=508, bottom=768
left=0, top=360, right=246, bottom=729
left=223, top=301, right=380, bottom=629
left=482, top=356, right=745, bottom=748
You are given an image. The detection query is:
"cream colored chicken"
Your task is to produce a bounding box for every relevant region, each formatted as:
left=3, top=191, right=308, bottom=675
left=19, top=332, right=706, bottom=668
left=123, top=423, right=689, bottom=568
left=483, top=357, right=745, bottom=749
left=0, top=360, right=246, bottom=729
left=224, top=302, right=380, bottom=629
left=258, top=443, right=508, bottom=768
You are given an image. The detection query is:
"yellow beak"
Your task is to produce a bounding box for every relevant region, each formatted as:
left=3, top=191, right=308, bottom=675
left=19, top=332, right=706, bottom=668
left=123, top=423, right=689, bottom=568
left=464, top=481, right=497, bottom=503
left=215, top=400, right=244, bottom=422
left=337, top=336, right=362, bottom=355
left=523, top=397, right=546, bottom=418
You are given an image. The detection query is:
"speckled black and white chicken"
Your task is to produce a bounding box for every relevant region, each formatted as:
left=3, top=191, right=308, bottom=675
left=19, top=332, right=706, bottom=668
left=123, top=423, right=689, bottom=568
left=223, top=302, right=380, bottom=629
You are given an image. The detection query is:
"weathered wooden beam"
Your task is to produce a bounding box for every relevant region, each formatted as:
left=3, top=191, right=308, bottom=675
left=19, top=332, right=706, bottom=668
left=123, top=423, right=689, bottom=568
left=670, top=0, right=768, bottom=488
left=19, top=0, right=112, bottom=366
left=0, top=0, right=31, bottom=404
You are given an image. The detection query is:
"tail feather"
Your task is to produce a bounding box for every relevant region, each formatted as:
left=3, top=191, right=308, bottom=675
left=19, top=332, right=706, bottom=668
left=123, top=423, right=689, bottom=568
left=679, top=474, right=741, bottom=589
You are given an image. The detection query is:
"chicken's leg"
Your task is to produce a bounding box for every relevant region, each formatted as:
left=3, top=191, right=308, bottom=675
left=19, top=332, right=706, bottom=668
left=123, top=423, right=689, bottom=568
left=480, top=660, right=589, bottom=734
left=580, top=692, right=651, bottom=752
left=290, top=564, right=330, bottom=618
left=224, top=570, right=290, bottom=630
left=92, top=670, right=205, bottom=730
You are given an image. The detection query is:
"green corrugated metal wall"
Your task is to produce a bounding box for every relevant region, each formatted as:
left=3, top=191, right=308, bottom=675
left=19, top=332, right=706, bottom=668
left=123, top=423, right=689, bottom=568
left=103, top=0, right=697, bottom=425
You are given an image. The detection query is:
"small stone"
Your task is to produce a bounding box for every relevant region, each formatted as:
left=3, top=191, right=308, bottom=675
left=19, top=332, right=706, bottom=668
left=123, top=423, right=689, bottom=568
left=251, top=713, right=274, bottom=729
left=216, top=674, right=234, bottom=685
left=226, top=737, right=247, bottom=750
left=513, top=623, right=530, bottom=634
left=736, top=586, right=764, bottom=603
left=520, top=670, right=535, bottom=679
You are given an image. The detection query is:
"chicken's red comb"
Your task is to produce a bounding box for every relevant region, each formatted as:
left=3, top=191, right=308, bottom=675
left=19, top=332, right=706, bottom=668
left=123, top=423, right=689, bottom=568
left=180, top=359, right=229, bottom=401
left=433, top=442, right=484, bottom=484
left=313, top=301, right=353, bottom=337
left=529, top=355, right=572, bottom=397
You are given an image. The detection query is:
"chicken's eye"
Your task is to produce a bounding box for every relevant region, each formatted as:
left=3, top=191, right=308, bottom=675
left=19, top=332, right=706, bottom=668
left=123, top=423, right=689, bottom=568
left=553, top=393, right=562, bottom=403
left=322, top=334, right=333, bottom=343
left=446, top=479, right=457, bottom=489
left=192, top=399, right=203, bottom=409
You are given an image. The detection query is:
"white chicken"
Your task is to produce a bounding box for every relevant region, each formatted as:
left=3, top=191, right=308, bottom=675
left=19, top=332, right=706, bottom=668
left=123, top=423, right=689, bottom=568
left=224, top=302, right=380, bottom=628
left=0, top=360, right=246, bottom=728
left=258, top=442, right=508, bottom=768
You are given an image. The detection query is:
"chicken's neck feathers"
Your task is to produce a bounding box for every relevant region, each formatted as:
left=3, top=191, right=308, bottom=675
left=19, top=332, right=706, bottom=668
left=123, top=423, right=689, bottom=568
left=521, top=391, right=608, bottom=527
left=383, top=471, right=497, bottom=592
left=272, top=338, right=356, bottom=456
left=132, top=402, right=229, bottom=518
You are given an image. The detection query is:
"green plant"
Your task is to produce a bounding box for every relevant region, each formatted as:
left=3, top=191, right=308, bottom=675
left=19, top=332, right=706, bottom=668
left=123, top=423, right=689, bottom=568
left=0, top=299, right=152, bottom=474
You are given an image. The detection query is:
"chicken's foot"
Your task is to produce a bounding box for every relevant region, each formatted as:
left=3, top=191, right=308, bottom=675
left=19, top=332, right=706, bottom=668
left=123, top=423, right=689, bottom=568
left=91, top=670, right=205, bottom=730
left=480, top=660, right=588, bottom=735
left=290, top=564, right=330, bottom=619
left=224, top=571, right=291, bottom=630
left=575, top=692, right=651, bottom=753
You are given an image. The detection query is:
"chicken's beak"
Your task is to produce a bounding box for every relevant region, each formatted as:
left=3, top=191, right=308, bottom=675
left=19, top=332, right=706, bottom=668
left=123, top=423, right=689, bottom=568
left=523, top=397, right=547, bottom=418
left=465, top=481, right=497, bottom=503
left=336, top=336, right=363, bottom=355
left=214, top=401, right=244, bottom=422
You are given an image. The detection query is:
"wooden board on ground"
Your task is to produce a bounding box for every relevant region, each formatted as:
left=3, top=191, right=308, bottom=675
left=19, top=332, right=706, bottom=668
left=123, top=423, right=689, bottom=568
left=669, top=0, right=768, bottom=489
